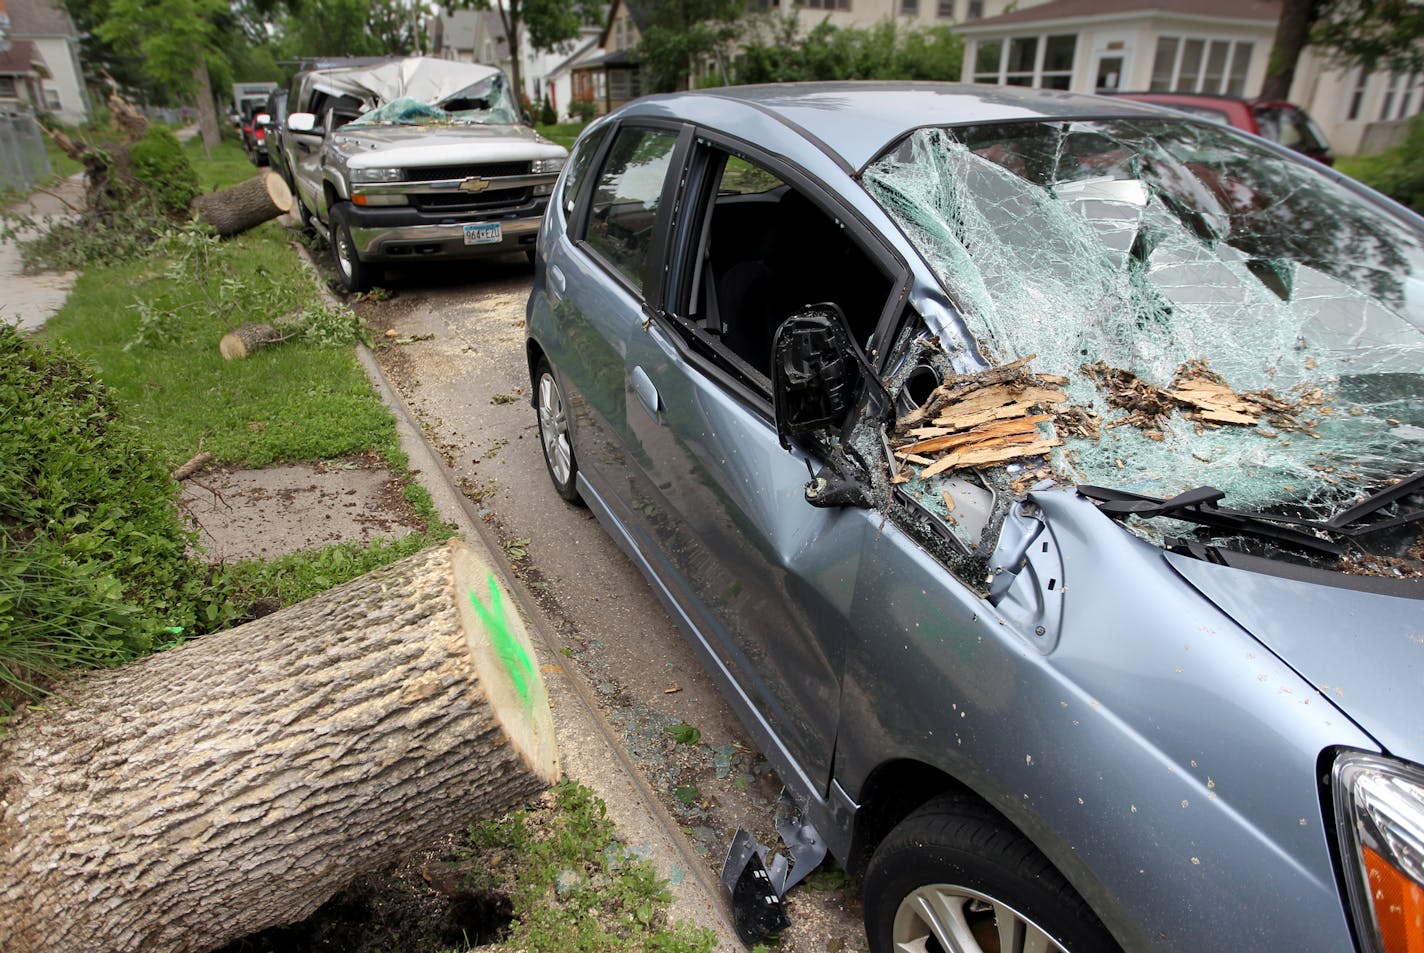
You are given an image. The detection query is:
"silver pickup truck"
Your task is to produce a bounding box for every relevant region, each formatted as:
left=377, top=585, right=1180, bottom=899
left=283, top=57, right=568, bottom=292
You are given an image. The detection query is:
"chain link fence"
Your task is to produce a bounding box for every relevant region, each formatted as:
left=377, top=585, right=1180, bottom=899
left=0, top=110, right=53, bottom=193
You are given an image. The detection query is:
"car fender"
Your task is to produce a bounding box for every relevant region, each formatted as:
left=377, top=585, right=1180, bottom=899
left=833, top=489, right=1372, bottom=953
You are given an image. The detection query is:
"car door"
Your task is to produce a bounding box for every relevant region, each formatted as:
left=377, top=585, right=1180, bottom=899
left=615, top=139, right=906, bottom=792
left=287, top=88, right=329, bottom=218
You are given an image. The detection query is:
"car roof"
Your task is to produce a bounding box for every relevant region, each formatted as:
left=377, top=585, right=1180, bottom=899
left=623, top=81, right=1173, bottom=170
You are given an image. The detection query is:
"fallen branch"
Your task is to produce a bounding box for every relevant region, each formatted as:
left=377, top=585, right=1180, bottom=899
left=170, top=451, right=214, bottom=481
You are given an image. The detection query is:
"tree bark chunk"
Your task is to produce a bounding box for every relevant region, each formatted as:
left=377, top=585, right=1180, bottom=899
left=191, top=172, right=293, bottom=237
left=219, top=322, right=287, bottom=360
left=0, top=540, right=558, bottom=953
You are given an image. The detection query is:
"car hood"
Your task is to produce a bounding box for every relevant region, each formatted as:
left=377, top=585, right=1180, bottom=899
left=1165, top=551, right=1424, bottom=763
left=334, top=124, right=563, bottom=167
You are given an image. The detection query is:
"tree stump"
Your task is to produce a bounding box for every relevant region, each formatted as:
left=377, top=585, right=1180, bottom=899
left=219, top=322, right=287, bottom=360
left=191, top=171, right=293, bottom=237
left=0, top=539, right=558, bottom=953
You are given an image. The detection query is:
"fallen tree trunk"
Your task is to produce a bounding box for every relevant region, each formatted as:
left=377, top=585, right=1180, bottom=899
left=219, top=322, right=287, bottom=360
left=191, top=171, right=293, bottom=237
left=0, top=539, right=558, bottom=953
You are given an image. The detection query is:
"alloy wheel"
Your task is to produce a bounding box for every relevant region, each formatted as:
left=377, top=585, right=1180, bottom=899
left=893, top=884, right=1070, bottom=953
left=538, top=372, right=572, bottom=485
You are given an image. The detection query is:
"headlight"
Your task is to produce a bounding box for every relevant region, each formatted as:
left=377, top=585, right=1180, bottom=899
left=1334, top=751, right=1424, bottom=953
left=532, top=157, right=565, bottom=174
left=350, top=167, right=404, bottom=183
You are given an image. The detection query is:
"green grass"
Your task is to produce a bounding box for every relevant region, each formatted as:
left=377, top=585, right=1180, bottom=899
left=184, top=135, right=260, bottom=192
left=39, top=224, right=387, bottom=468
left=538, top=122, right=587, bottom=150
left=462, top=780, right=718, bottom=953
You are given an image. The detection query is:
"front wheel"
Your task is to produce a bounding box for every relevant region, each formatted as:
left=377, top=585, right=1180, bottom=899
left=330, top=201, right=380, bottom=293
left=864, top=795, right=1120, bottom=953
left=535, top=357, right=581, bottom=504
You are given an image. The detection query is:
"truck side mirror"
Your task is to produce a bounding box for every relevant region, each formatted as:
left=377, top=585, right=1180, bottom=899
left=287, top=112, right=320, bottom=134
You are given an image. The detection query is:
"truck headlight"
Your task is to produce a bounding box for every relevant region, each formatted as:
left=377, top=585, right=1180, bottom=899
left=531, top=157, right=565, bottom=174
left=350, top=167, right=404, bottom=183
left=1334, top=751, right=1424, bottom=953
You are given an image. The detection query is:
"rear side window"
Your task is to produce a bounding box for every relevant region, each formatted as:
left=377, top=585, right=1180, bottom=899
left=562, top=125, right=609, bottom=216
left=586, top=126, right=680, bottom=293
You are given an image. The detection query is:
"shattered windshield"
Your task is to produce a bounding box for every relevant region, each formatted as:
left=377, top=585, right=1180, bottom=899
left=350, top=73, right=520, bottom=126
left=863, top=119, right=1424, bottom=534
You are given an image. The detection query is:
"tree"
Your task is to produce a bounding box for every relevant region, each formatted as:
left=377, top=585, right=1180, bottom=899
left=459, top=0, right=603, bottom=106
left=1263, top=0, right=1424, bottom=101
left=96, top=0, right=229, bottom=150
left=635, top=0, right=745, bottom=93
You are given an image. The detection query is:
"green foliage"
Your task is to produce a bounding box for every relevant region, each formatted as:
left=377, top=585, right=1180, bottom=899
left=129, top=126, right=201, bottom=215
left=666, top=723, right=701, bottom=745
left=97, top=0, right=229, bottom=95
left=634, top=0, right=744, bottom=93
left=463, top=780, right=718, bottom=953
left=569, top=100, right=598, bottom=124
left=1338, top=115, right=1424, bottom=214
left=223, top=530, right=449, bottom=609
left=734, top=14, right=964, bottom=84
left=0, top=326, right=232, bottom=705
left=1312, top=0, right=1424, bottom=75
left=540, top=96, right=559, bottom=125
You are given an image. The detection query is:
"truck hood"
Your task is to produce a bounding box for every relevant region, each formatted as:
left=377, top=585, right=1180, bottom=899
left=334, top=124, right=563, bottom=168
left=1165, top=551, right=1424, bottom=764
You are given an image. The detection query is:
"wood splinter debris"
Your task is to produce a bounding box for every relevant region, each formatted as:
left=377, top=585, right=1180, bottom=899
left=891, top=355, right=1069, bottom=480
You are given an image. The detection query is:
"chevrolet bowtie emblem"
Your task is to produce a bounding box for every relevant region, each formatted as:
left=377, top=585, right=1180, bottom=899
left=459, top=178, right=491, bottom=192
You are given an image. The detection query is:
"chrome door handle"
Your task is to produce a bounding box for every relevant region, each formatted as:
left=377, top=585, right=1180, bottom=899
left=631, top=366, right=661, bottom=420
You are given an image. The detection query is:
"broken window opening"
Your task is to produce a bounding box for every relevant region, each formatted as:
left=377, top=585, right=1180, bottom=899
left=861, top=119, right=1424, bottom=576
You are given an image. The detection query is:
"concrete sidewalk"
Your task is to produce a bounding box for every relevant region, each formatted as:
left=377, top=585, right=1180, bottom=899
left=2, top=172, right=84, bottom=333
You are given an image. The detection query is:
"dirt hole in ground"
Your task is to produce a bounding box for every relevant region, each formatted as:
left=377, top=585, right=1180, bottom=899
left=215, top=865, right=513, bottom=953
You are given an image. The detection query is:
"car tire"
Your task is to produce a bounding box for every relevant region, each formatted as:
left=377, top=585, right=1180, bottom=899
left=535, top=357, right=582, bottom=505
left=864, top=795, right=1121, bottom=953
left=330, top=201, right=380, bottom=293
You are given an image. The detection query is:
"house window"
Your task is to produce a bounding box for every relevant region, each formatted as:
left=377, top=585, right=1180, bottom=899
left=901, top=0, right=919, bottom=14
left=973, top=34, right=1074, bottom=90
left=937, top=0, right=955, bottom=17
left=43, top=86, right=61, bottom=110
left=1347, top=69, right=1368, bottom=120
left=1151, top=35, right=1254, bottom=94
left=800, top=0, right=851, bottom=9
left=967, top=0, right=982, bottom=17
left=1380, top=71, right=1404, bottom=121
left=0, top=77, right=16, bottom=98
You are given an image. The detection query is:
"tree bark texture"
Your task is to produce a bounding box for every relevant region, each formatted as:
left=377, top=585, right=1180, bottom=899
left=194, top=61, right=221, bottom=154
left=0, top=539, right=558, bottom=953
left=1262, top=0, right=1320, bottom=100
left=219, top=322, right=287, bottom=360
left=191, top=172, right=293, bottom=238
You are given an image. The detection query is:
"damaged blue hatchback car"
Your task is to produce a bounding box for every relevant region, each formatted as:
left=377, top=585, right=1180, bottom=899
left=525, top=83, right=1424, bottom=953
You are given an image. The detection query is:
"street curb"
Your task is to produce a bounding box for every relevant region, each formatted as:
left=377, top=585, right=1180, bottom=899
left=293, top=241, right=742, bottom=947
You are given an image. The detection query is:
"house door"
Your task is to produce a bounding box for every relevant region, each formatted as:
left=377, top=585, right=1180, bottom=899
left=1095, top=54, right=1125, bottom=92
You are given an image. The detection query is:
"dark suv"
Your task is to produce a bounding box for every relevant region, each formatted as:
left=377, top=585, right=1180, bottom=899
left=1113, top=92, right=1335, bottom=165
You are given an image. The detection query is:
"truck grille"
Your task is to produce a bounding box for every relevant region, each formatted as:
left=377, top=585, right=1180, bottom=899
left=411, top=190, right=533, bottom=213
left=404, top=161, right=532, bottom=182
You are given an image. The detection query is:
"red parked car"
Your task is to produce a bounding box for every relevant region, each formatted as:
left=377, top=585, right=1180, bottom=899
left=1112, top=92, right=1334, bottom=166
left=240, top=104, right=271, bottom=166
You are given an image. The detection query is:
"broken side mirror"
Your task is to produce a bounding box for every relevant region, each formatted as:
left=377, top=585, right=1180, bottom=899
left=772, top=303, right=877, bottom=509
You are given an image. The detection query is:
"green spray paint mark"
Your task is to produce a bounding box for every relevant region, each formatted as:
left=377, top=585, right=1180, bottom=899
left=470, top=572, right=535, bottom=705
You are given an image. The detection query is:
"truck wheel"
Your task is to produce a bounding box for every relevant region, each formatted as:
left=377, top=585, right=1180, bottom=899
left=863, top=795, right=1121, bottom=953
left=330, top=202, right=380, bottom=293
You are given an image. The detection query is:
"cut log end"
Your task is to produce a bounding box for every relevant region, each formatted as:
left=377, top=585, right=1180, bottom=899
left=219, top=322, right=284, bottom=360
left=192, top=172, right=294, bottom=238
left=450, top=540, right=559, bottom=786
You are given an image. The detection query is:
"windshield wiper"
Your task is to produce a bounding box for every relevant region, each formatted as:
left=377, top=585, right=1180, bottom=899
left=1077, top=484, right=1346, bottom=555
left=1078, top=471, right=1424, bottom=556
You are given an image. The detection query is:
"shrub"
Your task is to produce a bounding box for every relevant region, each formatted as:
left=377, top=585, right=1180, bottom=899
left=540, top=96, right=558, bottom=125
left=1343, top=114, right=1424, bottom=213
left=129, top=125, right=201, bottom=216
left=0, top=325, right=231, bottom=706
left=569, top=98, right=597, bottom=123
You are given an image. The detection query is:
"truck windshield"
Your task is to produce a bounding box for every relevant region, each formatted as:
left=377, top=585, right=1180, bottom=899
left=350, top=74, right=521, bottom=127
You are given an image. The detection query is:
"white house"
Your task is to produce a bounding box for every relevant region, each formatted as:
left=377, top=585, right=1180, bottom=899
left=2, top=0, right=89, bottom=125
left=955, top=0, right=1418, bottom=155
left=430, top=8, right=601, bottom=113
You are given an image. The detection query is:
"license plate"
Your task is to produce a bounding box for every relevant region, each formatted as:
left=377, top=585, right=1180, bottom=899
left=463, top=222, right=502, bottom=245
